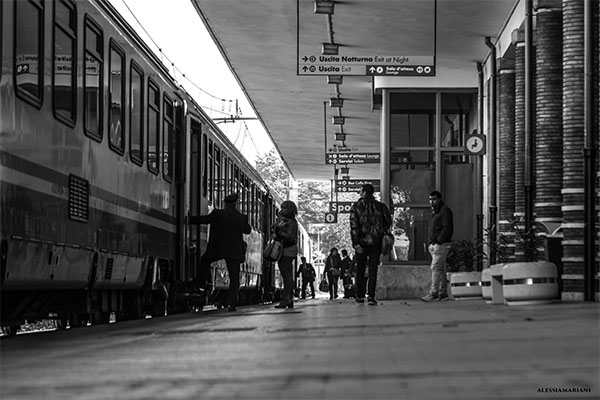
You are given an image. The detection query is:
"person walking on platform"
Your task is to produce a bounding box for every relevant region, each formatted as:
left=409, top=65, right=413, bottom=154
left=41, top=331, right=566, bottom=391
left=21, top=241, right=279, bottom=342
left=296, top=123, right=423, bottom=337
left=296, top=256, right=316, bottom=299
left=188, top=193, right=251, bottom=312
left=421, top=190, right=454, bottom=302
left=273, top=200, right=299, bottom=309
left=324, top=247, right=342, bottom=299
left=349, top=184, right=392, bottom=305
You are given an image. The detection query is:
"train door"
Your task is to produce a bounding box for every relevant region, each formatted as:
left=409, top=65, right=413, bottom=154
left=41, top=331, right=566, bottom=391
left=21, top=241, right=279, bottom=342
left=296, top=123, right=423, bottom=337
left=188, top=117, right=203, bottom=282
left=174, top=96, right=186, bottom=282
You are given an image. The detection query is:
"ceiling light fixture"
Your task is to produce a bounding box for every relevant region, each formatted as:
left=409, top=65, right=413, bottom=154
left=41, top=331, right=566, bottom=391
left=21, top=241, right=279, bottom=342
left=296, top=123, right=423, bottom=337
left=329, top=97, right=344, bottom=107
left=334, top=132, right=346, bottom=141
left=327, top=75, right=343, bottom=84
left=314, top=0, right=334, bottom=14
left=322, top=43, right=339, bottom=55
left=332, top=116, right=345, bottom=125
left=340, top=166, right=350, bottom=175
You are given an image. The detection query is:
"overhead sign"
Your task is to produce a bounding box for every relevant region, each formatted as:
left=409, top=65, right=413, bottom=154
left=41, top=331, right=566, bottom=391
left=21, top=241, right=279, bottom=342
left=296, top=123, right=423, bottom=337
left=298, top=55, right=435, bottom=77
left=464, top=134, right=486, bottom=155
left=329, top=201, right=354, bottom=213
left=326, top=152, right=380, bottom=165
left=334, top=179, right=381, bottom=192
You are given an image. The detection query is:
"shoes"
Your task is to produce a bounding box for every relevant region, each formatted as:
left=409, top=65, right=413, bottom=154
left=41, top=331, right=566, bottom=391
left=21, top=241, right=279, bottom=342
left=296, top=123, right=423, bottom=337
left=421, top=293, right=439, bottom=302
left=438, top=293, right=449, bottom=301
left=367, top=297, right=377, bottom=305
left=311, top=296, right=315, bottom=299
left=355, top=297, right=365, bottom=304
left=228, top=306, right=237, bottom=312
left=334, top=294, right=338, bottom=299
left=274, top=301, right=294, bottom=309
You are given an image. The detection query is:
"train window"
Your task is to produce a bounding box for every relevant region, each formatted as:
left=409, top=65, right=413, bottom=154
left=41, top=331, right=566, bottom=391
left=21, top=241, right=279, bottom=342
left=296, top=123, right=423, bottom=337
left=147, top=80, right=159, bottom=174
left=201, top=133, right=208, bottom=198
left=234, top=165, right=240, bottom=194
left=129, top=61, right=144, bottom=165
left=14, top=0, right=44, bottom=107
left=84, top=18, right=103, bottom=140
left=109, top=42, right=125, bottom=154
left=207, top=139, right=214, bottom=205
left=162, top=95, right=173, bottom=182
left=214, top=145, right=221, bottom=206
left=227, top=158, right=234, bottom=195
left=222, top=154, right=229, bottom=197
left=53, top=0, right=76, bottom=125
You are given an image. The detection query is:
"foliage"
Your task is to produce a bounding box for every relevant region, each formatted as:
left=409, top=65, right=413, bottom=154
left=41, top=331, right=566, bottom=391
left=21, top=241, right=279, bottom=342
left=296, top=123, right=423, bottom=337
left=484, top=218, right=544, bottom=264
left=254, top=149, right=290, bottom=200
left=446, top=240, right=479, bottom=273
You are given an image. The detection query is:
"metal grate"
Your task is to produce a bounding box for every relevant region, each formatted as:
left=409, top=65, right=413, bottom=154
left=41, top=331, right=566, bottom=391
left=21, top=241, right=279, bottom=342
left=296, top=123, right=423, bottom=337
left=104, top=258, right=114, bottom=281
left=68, top=174, right=89, bottom=222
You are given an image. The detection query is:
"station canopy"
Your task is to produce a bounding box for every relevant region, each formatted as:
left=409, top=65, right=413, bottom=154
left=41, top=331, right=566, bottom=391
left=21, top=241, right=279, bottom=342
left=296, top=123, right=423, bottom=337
left=190, top=0, right=518, bottom=181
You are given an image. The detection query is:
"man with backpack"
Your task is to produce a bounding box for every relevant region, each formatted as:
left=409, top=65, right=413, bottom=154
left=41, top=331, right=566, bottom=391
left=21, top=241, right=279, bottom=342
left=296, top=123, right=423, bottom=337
left=349, top=184, right=392, bottom=305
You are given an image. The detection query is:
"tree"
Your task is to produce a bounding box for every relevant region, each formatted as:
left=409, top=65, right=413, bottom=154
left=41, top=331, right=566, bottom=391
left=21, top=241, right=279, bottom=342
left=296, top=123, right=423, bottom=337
left=254, top=149, right=290, bottom=200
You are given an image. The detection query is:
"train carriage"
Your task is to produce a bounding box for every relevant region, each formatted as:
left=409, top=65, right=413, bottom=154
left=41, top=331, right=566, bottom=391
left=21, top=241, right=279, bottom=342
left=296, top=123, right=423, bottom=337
left=0, top=0, right=297, bottom=334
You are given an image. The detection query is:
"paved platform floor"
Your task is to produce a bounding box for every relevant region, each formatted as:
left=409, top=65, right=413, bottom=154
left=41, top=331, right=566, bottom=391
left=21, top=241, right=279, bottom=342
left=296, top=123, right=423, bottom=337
left=1, top=298, right=598, bottom=400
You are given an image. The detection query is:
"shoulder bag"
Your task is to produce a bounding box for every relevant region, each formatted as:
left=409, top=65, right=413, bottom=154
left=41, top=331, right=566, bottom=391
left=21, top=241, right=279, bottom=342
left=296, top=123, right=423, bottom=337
left=263, top=238, right=283, bottom=262
left=381, top=231, right=394, bottom=255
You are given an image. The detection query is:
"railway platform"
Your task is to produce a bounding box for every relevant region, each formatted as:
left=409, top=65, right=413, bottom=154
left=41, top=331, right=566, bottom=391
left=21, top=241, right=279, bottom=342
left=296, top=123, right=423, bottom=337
left=1, top=296, right=598, bottom=400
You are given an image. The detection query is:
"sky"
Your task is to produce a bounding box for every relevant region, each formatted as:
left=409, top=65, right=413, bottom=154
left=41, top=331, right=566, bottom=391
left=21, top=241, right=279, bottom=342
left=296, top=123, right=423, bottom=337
left=107, top=0, right=275, bottom=165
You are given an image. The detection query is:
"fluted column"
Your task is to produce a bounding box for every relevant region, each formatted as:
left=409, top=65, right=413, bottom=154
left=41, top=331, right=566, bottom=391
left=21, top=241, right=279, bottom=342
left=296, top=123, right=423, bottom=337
left=514, top=30, right=526, bottom=220
left=562, top=0, right=585, bottom=300
left=498, top=57, right=516, bottom=261
left=535, top=1, right=564, bottom=232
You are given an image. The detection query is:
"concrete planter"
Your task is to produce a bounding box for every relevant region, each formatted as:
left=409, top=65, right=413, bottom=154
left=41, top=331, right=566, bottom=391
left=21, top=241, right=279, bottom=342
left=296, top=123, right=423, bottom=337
left=481, top=268, right=492, bottom=301
left=502, top=261, right=559, bottom=306
left=450, top=271, right=482, bottom=299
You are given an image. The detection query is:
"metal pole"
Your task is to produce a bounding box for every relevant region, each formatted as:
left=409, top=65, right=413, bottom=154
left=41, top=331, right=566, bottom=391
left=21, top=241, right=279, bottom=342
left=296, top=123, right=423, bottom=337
left=485, top=37, right=498, bottom=266
left=524, top=0, right=534, bottom=241
left=380, top=89, right=391, bottom=207
left=583, top=0, right=597, bottom=301
left=476, top=62, right=485, bottom=270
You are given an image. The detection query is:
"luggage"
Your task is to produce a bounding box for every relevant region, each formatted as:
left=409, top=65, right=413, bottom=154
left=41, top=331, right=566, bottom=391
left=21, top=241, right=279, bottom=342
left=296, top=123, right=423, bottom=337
left=343, top=284, right=356, bottom=298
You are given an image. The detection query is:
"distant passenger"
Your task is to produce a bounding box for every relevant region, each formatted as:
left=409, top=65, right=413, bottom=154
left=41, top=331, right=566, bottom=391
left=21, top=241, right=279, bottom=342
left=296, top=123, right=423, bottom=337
left=324, top=247, right=342, bottom=300
left=421, top=190, right=454, bottom=302
left=296, top=256, right=316, bottom=299
left=349, top=184, right=392, bottom=305
left=273, top=200, right=299, bottom=309
left=188, top=193, right=251, bottom=312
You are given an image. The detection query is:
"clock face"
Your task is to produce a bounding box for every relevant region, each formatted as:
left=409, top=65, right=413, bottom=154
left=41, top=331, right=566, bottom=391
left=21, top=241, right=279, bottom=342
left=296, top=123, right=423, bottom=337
left=466, top=136, right=484, bottom=154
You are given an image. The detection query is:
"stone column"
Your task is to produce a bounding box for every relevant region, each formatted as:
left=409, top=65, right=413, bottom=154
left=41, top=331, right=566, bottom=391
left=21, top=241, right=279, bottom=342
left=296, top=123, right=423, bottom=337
left=562, top=0, right=586, bottom=300
left=535, top=1, right=564, bottom=234
left=498, top=57, right=516, bottom=261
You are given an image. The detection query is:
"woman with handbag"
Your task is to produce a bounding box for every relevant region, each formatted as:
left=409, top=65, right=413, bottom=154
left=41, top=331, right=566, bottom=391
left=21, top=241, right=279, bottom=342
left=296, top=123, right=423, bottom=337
left=273, top=200, right=298, bottom=309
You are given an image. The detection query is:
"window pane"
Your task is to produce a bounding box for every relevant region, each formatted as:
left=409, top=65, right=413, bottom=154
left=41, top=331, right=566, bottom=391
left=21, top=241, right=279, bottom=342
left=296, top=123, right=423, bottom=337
left=441, top=93, right=475, bottom=147
left=85, top=23, right=102, bottom=138
left=147, top=84, right=159, bottom=172
left=15, top=0, right=43, bottom=101
left=109, top=47, right=124, bottom=151
left=130, top=66, right=143, bottom=162
left=390, top=206, right=431, bottom=261
left=390, top=93, right=436, bottom=147
left=162, top=97, right=173, bottom=179
left=53, top=0, right=75, bottom=121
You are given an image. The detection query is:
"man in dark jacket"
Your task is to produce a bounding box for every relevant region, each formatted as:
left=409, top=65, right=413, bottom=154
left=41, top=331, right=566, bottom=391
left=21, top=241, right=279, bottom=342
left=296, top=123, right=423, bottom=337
left=296, top=256, right=316, bottom=299
left=349, top=184, right=392, bottom=305
left=421, top=190, right=454, bottom=302
left=189, top=193, right=251, bottom=311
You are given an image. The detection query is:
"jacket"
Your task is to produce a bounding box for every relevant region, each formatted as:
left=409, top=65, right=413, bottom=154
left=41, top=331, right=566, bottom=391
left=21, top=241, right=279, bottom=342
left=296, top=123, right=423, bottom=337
left=324, top=254, right=342, bottom=278
left=296, top=262, right=316, bottom=282
left=349, top=195, right=393, bottom=248
left=274, top=216, right=298, bottom=257
left=429, top=201, right=453, bottom=244
left=189, top=205, right=252, bottom=262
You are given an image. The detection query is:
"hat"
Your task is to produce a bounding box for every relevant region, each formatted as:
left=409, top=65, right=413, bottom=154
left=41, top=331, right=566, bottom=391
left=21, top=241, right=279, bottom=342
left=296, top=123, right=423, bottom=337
left=224, top=193, right=239, bottom=204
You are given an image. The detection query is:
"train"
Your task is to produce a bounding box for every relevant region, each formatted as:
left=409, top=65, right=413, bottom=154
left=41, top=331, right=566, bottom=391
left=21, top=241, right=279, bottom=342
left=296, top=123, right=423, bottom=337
left=0, top=0, right=310, bottom=335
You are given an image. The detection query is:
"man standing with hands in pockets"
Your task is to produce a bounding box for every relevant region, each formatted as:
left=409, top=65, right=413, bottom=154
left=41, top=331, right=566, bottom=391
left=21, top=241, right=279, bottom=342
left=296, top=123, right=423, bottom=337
left=421, top=190, right=454, bottom=302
